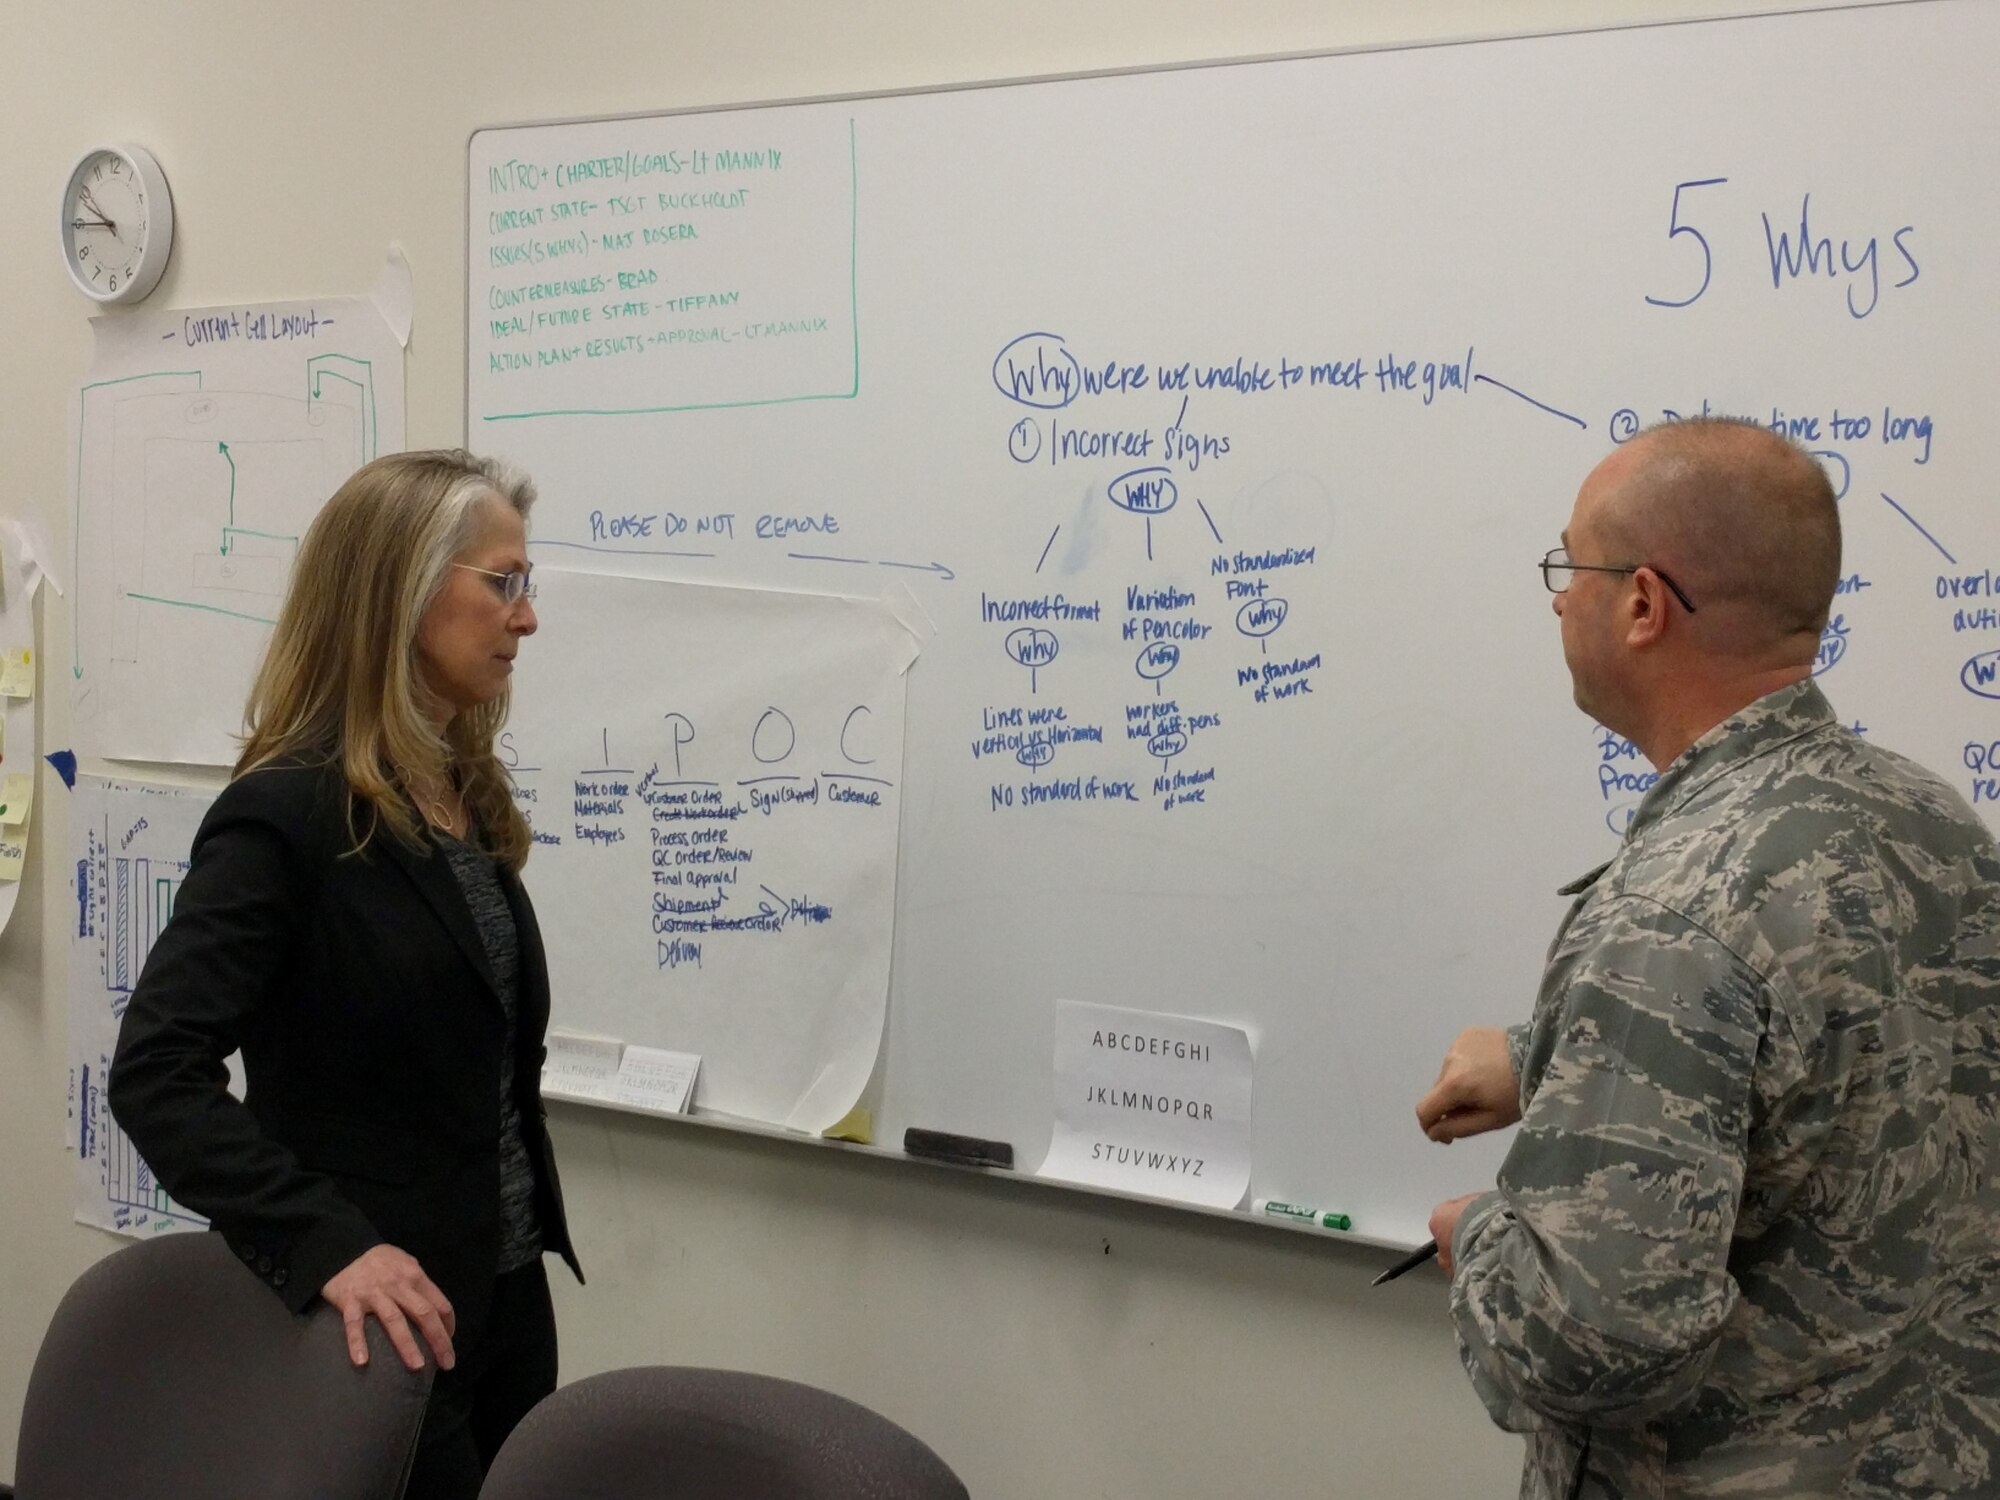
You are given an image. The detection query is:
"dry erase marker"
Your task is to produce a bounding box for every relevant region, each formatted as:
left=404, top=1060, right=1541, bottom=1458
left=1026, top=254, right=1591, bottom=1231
left=1254, top=1198, right=1353, bottom=1232
left=1371, top=1239, right=1440, bottom=1286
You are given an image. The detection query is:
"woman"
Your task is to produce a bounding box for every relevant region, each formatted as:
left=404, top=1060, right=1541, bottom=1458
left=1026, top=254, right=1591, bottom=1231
left=110, top=449, right=581, bottom=1500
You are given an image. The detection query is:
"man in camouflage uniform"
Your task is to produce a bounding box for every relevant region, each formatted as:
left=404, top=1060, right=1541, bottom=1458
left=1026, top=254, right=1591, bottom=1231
left=1417, top=418, right=2000, bottom=1497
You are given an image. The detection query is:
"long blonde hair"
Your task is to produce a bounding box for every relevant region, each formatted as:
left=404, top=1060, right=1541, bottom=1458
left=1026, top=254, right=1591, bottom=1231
left=238, top=449, right=536, bottom=870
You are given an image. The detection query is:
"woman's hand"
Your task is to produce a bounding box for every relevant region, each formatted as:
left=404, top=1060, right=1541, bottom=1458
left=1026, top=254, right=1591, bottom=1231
left=321, top=1244, right=456, bottom=1371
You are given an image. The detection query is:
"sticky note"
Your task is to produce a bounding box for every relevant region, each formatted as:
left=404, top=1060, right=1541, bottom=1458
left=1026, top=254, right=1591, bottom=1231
left=0, top=773, right=29, bottom=828
left=822, top=1104, right=874, bottom=1144
left=0, top=836, right=23, bottom=882
left=0, top=649, right=33, bottom=699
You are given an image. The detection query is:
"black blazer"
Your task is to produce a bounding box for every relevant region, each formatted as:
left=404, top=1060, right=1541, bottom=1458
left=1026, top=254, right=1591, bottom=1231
left=109, top=758, right=581, bottom=1332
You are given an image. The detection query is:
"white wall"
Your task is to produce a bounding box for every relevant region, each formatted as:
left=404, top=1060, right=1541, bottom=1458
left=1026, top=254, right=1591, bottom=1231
left=0, top=3, right=1868, bottom=1493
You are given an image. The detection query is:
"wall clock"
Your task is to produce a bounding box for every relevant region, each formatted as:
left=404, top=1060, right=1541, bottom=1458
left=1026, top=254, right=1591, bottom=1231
left=61, top=143, right=175, bottom=304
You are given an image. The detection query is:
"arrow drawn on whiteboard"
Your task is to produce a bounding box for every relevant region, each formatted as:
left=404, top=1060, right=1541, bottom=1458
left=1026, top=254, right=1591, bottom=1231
left=1880, top=493, right=1956, bottom=564
left=1197, top=500, right=1224, bottom=546
left=789, top=553, right=956, bottom=580
left=219, top=442, right=236, bottom=543
left=1036, top=525, right=1059, bottom=575
left=1472, top=372, right=1586, bottom=430
left=877, top=559, right=957, bottom=580
left=755, top=883, right=834, bottom=930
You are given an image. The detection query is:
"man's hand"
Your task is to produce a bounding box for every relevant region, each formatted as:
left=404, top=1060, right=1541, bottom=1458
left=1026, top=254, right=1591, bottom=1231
left=1416, top=1026, right=1522, bottom=1143
left=321, top=1244, right=456, bottom=1371
left=1428, top=1192, right=1483, bottom=1275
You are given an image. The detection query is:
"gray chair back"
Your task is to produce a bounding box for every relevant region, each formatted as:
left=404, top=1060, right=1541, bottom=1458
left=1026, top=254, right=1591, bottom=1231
left=479, top=1366, right=968, bottom=1500
left=14, top=1232, right=432, bottom=1500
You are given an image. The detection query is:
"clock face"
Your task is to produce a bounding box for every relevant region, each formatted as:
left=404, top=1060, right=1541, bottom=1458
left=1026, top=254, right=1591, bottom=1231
left=62, top=146, right=172, bottom=303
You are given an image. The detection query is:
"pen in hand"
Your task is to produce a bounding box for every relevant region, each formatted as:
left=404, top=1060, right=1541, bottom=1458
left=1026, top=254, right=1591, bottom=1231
left=1370, top=1239, right=1440, bottom=1286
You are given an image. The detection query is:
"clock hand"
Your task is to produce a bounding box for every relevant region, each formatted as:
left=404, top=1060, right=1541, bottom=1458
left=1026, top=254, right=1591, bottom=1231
left=77, top=186, right=118, bottom=235
left=72, top=216, right=115, bottom=231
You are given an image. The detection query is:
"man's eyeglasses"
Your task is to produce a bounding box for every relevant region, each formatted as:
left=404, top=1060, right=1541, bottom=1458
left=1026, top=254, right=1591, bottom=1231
left=1540, top=548, right=1696, bottom=614
left=454, top=563, right=536, bottom=605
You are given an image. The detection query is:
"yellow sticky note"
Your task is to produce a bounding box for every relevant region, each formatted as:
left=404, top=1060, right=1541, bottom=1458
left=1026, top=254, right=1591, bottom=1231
left=0, top=773, right=31, bottom=828
left=0, top=648, right=32, bottom=700
left=0, top=835, right=23, bottom=882
left=821, top=1104, right=874, bottom=1144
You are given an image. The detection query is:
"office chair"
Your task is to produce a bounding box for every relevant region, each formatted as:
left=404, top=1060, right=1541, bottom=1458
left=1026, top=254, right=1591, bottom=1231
left=8, top=1232, right=432, bottom=1500
left=479, top=1366, right=970, bottom=1500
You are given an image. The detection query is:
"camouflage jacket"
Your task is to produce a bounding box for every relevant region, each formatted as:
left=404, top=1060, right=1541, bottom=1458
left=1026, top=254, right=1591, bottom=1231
left=1451, top=681, right=2000, bottom=1498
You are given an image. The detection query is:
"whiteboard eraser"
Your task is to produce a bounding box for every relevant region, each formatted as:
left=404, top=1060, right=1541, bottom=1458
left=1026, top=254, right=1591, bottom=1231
left=903, top=1128, right=1013, bottom=1169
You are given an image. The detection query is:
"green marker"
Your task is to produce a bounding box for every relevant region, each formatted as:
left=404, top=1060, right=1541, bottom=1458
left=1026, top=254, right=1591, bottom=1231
left=1253, top=1198, right=1352, bottom=1232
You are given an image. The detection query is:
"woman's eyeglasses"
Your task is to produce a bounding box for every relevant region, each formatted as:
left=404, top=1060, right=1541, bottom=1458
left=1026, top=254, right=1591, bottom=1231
left=454, top=563, right=536, bottom=604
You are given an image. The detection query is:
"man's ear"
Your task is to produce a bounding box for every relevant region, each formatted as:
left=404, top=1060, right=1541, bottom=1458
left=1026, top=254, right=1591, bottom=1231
left=1624, top=568, right=1673, bottom=649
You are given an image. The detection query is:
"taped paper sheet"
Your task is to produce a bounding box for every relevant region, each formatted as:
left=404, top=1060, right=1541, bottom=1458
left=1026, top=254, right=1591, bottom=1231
left=71, top=293, right=405, bottom=763
left=0, top=535, right=38, bottom=924
left=371, top=245, right=416, bottom=349
left=1038, top=1000, right=1254, bottom=1210
left=507, top=568, right=919, bottom=1133
left=2, top=512, right=64, bottom=597
left=68, top=776, right=217, bottom=1236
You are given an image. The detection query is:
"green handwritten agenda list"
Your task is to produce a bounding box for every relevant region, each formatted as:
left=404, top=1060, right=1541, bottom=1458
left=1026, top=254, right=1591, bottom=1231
left=471, top=118, right=862, bottom=420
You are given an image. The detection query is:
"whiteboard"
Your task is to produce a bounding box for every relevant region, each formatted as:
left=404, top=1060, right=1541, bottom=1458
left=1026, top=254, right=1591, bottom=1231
left=468, top=0, right=1999, bottom=1245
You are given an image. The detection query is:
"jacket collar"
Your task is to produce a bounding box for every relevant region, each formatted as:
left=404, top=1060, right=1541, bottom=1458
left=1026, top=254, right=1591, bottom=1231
left=1625, top=678, right=1837, bottom=840
left=1560, top=679, right=1837, bottom=895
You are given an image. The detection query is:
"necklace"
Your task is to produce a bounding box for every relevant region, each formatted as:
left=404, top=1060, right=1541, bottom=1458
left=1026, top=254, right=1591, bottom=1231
left=398, top=766, right=460, bottom=835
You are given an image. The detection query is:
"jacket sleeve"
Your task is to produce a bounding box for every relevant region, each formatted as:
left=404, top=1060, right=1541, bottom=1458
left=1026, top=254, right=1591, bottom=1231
left=1448, top=894, right=1771, bottom=1431
left=108, top=769, right=383, bottom=1312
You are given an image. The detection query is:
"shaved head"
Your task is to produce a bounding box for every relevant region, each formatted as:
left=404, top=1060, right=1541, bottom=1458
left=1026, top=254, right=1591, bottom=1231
left=1591, top=418, right=1840, bottom=659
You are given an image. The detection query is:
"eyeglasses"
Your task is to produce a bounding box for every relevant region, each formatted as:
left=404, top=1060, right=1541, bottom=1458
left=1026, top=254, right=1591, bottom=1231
left=454, top=562, right=536, bottom=605
left=1540, top=548, right=1696, bottom=614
